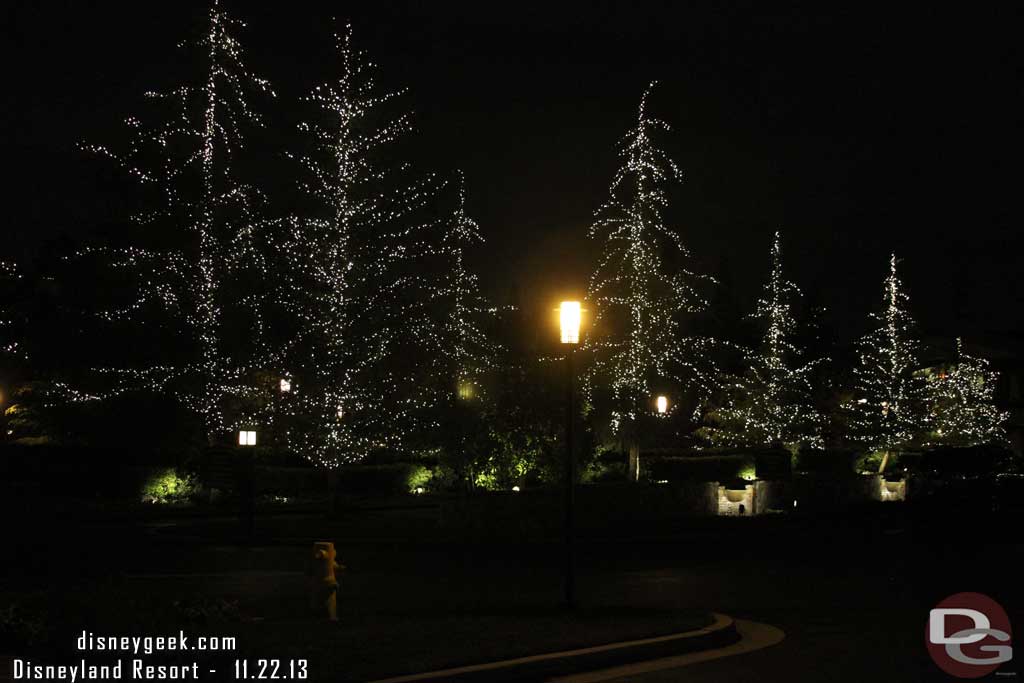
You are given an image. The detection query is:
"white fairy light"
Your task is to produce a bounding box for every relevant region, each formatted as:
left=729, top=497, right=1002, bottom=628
left=698, top=231, right=824, bottom=451
left=69, top=0, right=275, bottom=444
left=583, top=81, right=716, bottom=437
left=924, top=338, right=1007, bottom=447
left=0, top=261, right=27, bottom=360
left=270, top=24, right=492, bottom=468
left=847, top=254, right=927, bottom=462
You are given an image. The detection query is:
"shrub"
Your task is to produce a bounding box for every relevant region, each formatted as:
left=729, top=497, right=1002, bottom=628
left=406, top=464, right=433, bottom=493
left=473, top=450, right=532, bottom=491
left=583, top=447, right=626, bottom=483
left=140, top=467, right=198, bottom=504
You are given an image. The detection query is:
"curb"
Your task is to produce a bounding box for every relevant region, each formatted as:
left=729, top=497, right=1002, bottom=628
left=365, top=612, right=740, bottom=683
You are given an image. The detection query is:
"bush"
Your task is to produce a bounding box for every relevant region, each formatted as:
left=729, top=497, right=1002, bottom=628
left=583, top=447, right=626, bottom=483
left=473, top=451, right=532, bottom=491
left=140, top=467, right=198, bottom=504
left=406, top=464, right=433, bottom=493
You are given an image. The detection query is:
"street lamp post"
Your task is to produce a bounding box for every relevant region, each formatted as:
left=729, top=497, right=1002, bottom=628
left=237, top=429, right=257, bottom=540
left=559, top=301, right=581, bottom=609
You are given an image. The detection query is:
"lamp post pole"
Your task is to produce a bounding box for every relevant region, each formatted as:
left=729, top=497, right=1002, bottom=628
left=559, top=301, right=581, bottom=610
left=564, top=345, right=576, bottom=609
left=238, top=430, right=257, bottom=541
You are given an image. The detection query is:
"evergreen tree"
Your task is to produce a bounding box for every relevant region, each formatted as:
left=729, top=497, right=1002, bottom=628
left=0, top=260, right=25, bottom=361
left=72, top=0, right=275, bottom=442
left=438, top=173, right=495, bottom=397
left=924, top=339, right=1007, bottom=447
left=847, top=254, right=926, bottom=472
left=274, top=25, right=485, bottom=467
left=699, top=232, right=823, bottom=452
left=583, top=82, right=715, bottom=478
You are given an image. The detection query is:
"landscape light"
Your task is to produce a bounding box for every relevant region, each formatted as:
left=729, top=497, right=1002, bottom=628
left=560, top=301, right=581, bottom=344
left=280, top=378, right=291, bottom=392
left=656, top=395, right=668, bottom=414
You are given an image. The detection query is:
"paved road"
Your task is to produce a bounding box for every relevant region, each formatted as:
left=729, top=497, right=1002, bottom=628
left=5, top=500, right=1022, bottom=681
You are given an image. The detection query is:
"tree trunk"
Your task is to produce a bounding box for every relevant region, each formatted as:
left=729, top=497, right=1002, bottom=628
left=627, top=442, right=641, bottom=482
left=877, top=450, right=890, bottom=475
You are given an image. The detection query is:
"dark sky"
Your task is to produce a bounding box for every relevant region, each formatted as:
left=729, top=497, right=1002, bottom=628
left=4, top=2, right=1020, bottom=343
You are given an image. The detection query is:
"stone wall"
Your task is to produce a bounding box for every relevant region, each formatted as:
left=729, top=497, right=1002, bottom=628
left=432, top=473, right=919, bottom=538
left=716, top=484, right=754, bottom=516
left=878, top=477, right=906, bottom=501
left=754, top=479, right=792, bottom=514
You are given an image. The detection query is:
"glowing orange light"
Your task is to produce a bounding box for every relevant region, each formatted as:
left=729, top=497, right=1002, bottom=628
left=560, top=301, right=581, bottom=344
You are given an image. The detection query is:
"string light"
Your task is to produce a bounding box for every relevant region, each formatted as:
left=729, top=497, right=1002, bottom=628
left=924, top=338, right=1007, bottom=447
left=442, top=171, right=495, bottom=399
left=0, top=261, right=26, bottom=359
left=67, top=0, right=275, bottom=442
left=699, top=231, right=824, bottom=451
left=847, top=254, right=927, bottom=456
left=41, top=11, right=1005, bottom=469
left=269, top=24, right=493, bottom=467
left=582, top=81, right=716, bottom=435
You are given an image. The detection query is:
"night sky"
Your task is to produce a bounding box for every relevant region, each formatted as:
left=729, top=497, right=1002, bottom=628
left=4, top=2, right=1020, bottom=343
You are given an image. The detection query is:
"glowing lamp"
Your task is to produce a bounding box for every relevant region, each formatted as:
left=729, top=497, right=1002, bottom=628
left=280, top=378, right=291, bottom=393
left=238, top=430, right=257, bottom=446
left=457, top=382, right=475, bottom=400
left=560, top=301, right=581, bottom=344
left=656, top=395, right=668, bottom=414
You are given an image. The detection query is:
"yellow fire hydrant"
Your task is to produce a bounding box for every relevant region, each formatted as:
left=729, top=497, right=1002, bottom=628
left=310, top=541, right=345, bottom=621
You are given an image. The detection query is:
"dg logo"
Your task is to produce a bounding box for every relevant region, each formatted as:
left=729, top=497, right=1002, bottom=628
left=927, top=592, right=1013, bottom=679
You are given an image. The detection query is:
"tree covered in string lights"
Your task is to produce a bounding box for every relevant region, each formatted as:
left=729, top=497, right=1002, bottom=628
left=72, top=0, right=275, bottom=443
left=583, top=82, right=715, bottom=474
left=847, top=255, right=927, bottom=472
left=273, top=25, right=490, bottom=468
left=923, top=339, right=1007, bottom=448
left=438, top=173, right=495, bottom=395
left=0, top=260, right=26, bottom=361
left=698, top=232, right=824, bottom=452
